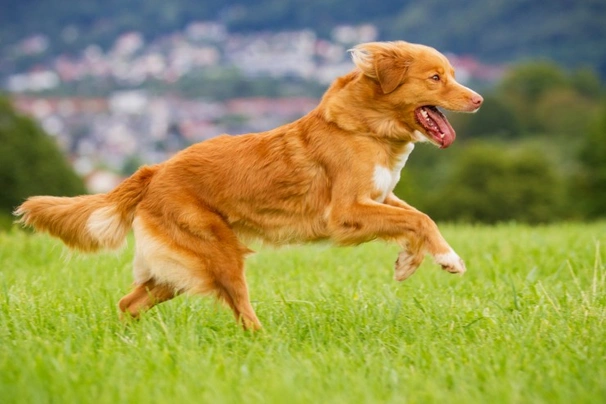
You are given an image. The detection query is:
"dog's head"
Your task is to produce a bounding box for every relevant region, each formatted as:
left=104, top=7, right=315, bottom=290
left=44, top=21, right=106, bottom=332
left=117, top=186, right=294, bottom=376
left=348, top=41, right=483, bottom=148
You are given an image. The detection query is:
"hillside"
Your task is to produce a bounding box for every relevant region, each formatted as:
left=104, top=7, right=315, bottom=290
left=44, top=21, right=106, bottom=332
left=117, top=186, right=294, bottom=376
left=1, top=0, right=605, bottom=76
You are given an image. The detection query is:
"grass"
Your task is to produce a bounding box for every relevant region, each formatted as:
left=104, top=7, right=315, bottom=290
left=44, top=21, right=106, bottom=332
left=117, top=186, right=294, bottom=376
left=0, top=222, right=605, bottom=403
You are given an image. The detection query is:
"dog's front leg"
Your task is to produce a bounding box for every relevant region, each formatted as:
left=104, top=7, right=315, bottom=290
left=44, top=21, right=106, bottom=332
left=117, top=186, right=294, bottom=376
left=383, top=193, right=420, bottom=212
left=383, top=193, right=466, bottom=280
left=328, top=201, right=466, bottom=280
left=395, top=240, right=466, bottom=281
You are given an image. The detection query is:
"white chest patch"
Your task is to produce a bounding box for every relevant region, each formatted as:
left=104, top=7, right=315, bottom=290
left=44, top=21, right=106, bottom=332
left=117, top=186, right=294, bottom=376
left=373, top=143, right=415, bottom=202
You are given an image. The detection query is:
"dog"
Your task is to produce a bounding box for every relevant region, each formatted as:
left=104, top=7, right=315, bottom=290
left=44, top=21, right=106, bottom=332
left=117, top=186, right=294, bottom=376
left=15, top=41, right=483, bottom=330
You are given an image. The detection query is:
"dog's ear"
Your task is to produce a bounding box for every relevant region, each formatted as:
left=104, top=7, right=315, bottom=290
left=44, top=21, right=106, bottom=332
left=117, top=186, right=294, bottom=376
left=350, top=42, right=412, bottom=94
left=373, top=55, right=408, bottom=94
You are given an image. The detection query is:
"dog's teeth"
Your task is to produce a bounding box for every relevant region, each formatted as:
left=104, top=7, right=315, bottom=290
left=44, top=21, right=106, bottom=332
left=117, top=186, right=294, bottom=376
left=440, top=133, right=445, bottom=139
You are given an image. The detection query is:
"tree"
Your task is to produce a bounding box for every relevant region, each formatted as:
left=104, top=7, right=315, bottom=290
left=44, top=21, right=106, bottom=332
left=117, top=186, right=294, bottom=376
left=0, top=96, right=86, bottom=222
left=497, top=62, right=603, bottom=136
left=535, top=88, right=598, bottom=136
left=498, top=62, right=569, bottom=132
left=424, top=142, right=564, bottom=224
left=571, top=67, right=603, bottom=100
left=576, top=104, right=606, bottom=218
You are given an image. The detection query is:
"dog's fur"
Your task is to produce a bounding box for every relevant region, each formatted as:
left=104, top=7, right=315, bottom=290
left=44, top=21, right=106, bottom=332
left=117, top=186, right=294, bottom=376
left=15, top=41, right=483, bottom=330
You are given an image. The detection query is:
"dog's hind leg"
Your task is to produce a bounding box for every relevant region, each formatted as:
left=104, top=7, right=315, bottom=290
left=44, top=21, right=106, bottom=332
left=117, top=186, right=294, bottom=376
left=117, top=227, right=183, bottom=319
left=213, top=268, right=261, bottom=331
left=126, top=209, right=261, bottom=330
left=118, top=279, right=179, bottom=319
left=178, top=209, right=262, bottom=330
left=197, top=223, right=261, bottom=331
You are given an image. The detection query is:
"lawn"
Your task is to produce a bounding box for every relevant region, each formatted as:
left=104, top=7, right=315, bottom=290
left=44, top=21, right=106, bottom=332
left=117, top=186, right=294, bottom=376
left=0, top=222, right=605, bottom=403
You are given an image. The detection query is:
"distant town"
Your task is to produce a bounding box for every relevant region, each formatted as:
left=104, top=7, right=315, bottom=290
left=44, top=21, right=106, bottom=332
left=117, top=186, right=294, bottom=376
left=4, top=22, right=504, bottom=192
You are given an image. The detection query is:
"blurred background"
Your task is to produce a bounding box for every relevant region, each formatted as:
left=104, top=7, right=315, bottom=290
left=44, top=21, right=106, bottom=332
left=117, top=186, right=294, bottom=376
left=1, top=0, right=605, bottom=228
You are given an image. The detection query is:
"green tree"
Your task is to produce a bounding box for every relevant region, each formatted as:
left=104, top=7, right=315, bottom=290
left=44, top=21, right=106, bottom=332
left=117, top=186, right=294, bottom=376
left=571, top=67, right=603, bottom=100
left=498, top=62, right=569, bottom=132
left=497, top=62, right=603, bottom=136
left=576, top=105, right=606, bottom=218
left=425, top=142, right=564, bottom=224
left=535, top=88, right=598, bottom=136
left=0, top=96, right=86, bottom=224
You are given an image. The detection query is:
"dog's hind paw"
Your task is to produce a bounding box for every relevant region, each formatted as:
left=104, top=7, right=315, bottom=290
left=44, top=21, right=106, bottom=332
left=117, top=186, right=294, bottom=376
left=394, top=250, right=424, bottom=281
left=434, top=249, right=466, bottom=275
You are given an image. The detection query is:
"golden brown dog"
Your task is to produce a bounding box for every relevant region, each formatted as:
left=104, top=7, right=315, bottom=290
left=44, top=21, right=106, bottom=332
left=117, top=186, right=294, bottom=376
left=15, top=41, right=483, bottom=330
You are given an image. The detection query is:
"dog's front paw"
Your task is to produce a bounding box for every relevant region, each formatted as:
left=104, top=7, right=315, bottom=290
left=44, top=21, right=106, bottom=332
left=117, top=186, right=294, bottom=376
left=434, top=249, right=466, bottom=275
left=394, top=249, right=424, bottom=281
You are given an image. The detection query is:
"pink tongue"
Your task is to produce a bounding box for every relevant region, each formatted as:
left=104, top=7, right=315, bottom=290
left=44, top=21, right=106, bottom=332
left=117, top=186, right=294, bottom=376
left=426, top=108, right=456, bottom=148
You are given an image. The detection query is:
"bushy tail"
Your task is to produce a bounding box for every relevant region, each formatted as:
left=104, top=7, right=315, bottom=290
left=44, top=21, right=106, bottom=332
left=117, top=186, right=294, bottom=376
left=14, top=165, right=158, bottom=252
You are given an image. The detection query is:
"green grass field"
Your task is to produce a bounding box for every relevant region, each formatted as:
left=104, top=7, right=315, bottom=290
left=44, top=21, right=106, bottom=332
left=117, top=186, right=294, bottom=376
left=1, top=223, right=605, bottom=403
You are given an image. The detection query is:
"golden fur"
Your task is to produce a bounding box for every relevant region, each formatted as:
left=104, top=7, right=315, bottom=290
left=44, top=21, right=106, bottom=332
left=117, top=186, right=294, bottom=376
left=15, top=41, right=483, bottom=330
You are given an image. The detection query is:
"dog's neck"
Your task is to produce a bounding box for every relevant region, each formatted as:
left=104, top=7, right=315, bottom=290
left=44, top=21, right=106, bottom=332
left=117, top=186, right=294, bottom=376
left=319, top=70, right=417, bottom=143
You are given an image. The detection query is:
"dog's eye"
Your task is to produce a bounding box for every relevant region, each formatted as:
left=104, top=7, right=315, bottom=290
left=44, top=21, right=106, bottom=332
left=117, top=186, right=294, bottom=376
left=430, top=74, right=441, bottom=82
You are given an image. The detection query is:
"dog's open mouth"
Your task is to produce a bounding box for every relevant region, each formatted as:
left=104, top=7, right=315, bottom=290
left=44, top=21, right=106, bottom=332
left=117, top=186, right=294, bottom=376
left=414, top=106, right=456, bottom=149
